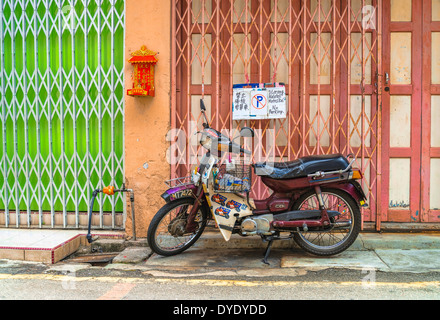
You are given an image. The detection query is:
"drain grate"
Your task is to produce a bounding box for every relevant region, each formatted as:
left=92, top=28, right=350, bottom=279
left=63, top=253, right=119, bottom=267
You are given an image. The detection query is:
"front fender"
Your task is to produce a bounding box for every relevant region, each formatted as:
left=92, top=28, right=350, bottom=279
left=161, top=184, right=198, bottom=203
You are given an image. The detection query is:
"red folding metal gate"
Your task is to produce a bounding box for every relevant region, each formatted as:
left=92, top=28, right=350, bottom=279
left=170, top=0, right=440, bottom=229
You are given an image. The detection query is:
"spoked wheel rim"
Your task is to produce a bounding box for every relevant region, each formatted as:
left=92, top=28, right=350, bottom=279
left=153, top=202, right=205, bottom=253
left=295, top=191, right=356, bottom=250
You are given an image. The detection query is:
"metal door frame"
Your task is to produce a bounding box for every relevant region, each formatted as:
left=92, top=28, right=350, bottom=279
left=380, top=0, right=440, bottom=225
left=380, top=0, right=422, bottom=223
left=421, top=0, right=440, bottom=223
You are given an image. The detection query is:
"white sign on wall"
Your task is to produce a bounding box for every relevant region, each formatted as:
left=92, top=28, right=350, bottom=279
left=267, top=87, right=287, bottom=119
left=232, top=84, right=286, bottom=120
left=232, top=88, right=251, bottom=120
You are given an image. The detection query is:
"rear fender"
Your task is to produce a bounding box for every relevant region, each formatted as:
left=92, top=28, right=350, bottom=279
left=161, top=184, right=198, bottom=203
left=161, top=184, right=211, bottom=233
left=329, top=181, right=368, bottom=207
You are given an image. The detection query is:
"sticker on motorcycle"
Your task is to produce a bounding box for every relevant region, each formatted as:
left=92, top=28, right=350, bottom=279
left=211, top=194, right=227, bottom=206
left=214, top=207, right=230, bottom=219
left=226, top=200, right=242, bottom=212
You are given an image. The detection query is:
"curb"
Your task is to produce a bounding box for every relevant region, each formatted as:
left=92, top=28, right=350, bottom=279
left=193, top=231, right=440, bottom=251
left=77, top=232, right=440, bottom=272
left=91, top=231, right=440, bottom=252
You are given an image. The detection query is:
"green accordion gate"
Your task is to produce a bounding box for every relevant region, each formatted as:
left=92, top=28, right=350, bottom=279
left=0, top=0, right=125, bottom=229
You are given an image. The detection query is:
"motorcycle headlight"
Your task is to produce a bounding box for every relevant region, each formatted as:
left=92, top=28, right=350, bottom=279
left=191, top=172, right=200, bottom=185
left=200, top=134, right=212, bottom=150
left=190, top=165, right=201, bottom=184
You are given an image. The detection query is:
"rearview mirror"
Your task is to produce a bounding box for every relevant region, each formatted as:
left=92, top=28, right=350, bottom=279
left=200, top=99, right=210, bottom=128
left=240, top=127, right=254, bottom=138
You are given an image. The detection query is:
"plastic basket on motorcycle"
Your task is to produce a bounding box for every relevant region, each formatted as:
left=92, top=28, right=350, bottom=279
left=213, top=161, right=252, bottom=193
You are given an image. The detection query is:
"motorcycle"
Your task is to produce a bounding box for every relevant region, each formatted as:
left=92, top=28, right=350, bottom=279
left=147, top=99, right=368, bottom=264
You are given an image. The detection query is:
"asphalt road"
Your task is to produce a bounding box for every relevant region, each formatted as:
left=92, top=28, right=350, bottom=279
left=1, top=259, right=439, bottom=303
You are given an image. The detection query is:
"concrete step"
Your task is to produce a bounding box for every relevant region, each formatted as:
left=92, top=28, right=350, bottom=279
left=3, top=228, right=439, bottom=265
left=0, top=229, right=125, bottom=264
left=90, top=229, right=440, bottom=253
left=194, top=229, right=440, bottom=251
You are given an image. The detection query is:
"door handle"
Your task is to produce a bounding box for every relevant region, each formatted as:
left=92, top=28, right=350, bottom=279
left=384, top=72, right=390, bottom=92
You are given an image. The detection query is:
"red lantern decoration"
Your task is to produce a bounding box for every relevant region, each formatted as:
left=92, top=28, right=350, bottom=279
left=127, top=45, right=158, bottom=97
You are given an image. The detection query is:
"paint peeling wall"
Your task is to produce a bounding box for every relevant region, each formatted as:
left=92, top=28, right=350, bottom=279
left=124, top=0, right=171, bottom=237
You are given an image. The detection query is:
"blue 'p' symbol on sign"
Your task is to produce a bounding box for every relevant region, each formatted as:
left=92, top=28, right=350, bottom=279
left=252, top=94, right=267, bottom=110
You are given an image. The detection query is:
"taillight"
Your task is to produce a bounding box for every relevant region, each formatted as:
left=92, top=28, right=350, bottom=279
left=351, top=169, right=363, bottom=180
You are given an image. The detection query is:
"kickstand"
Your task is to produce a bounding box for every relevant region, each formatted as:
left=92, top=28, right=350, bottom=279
left=262, top=240, right=273, bottom=265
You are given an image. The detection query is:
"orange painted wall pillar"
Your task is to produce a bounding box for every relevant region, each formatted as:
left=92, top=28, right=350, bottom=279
left=124, top=0, right=171, bottom=237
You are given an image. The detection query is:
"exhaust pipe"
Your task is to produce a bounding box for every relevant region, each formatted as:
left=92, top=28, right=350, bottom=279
left=272, top=210, right=342, bottom=229
left=332, top=221, right=352, bottom=229
left=272, top=220, right=324, bottom=229
left=274, top=210, right=341, bottom=222
left=272, top=217, right=352, bottom=230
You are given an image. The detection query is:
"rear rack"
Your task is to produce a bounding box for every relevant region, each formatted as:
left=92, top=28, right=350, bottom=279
left=164, top=176, right=192, bottom=188
left=307, top=154, right=356, bottom=178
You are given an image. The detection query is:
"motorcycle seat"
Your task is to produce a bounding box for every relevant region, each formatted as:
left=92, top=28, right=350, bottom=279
left=254, top=154, right=349, bottom=180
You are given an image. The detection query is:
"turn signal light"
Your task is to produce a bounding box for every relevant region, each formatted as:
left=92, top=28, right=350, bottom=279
left=103, top=186, right=115, bottom=196
left=217, top=142, right=230, bottom=152
left=351, top=170, right=363, bottom=180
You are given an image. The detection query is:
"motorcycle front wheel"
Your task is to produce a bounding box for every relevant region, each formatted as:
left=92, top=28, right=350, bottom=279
left=147, top=197, right=208, bottom=256
left=291, top=188, right=362, bottom=256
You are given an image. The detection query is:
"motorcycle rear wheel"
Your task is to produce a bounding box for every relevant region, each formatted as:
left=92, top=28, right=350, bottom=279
left=147, top=197, right=208, bottom=256
left=291, top=188, right=361, bottom=256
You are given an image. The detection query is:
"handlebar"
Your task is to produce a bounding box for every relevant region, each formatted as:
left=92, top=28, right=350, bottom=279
left=210, top=137, right=252, bottom=155
left=200, top=99, right=210, bottom=129
left=230, top=140, right=252, bottom=155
